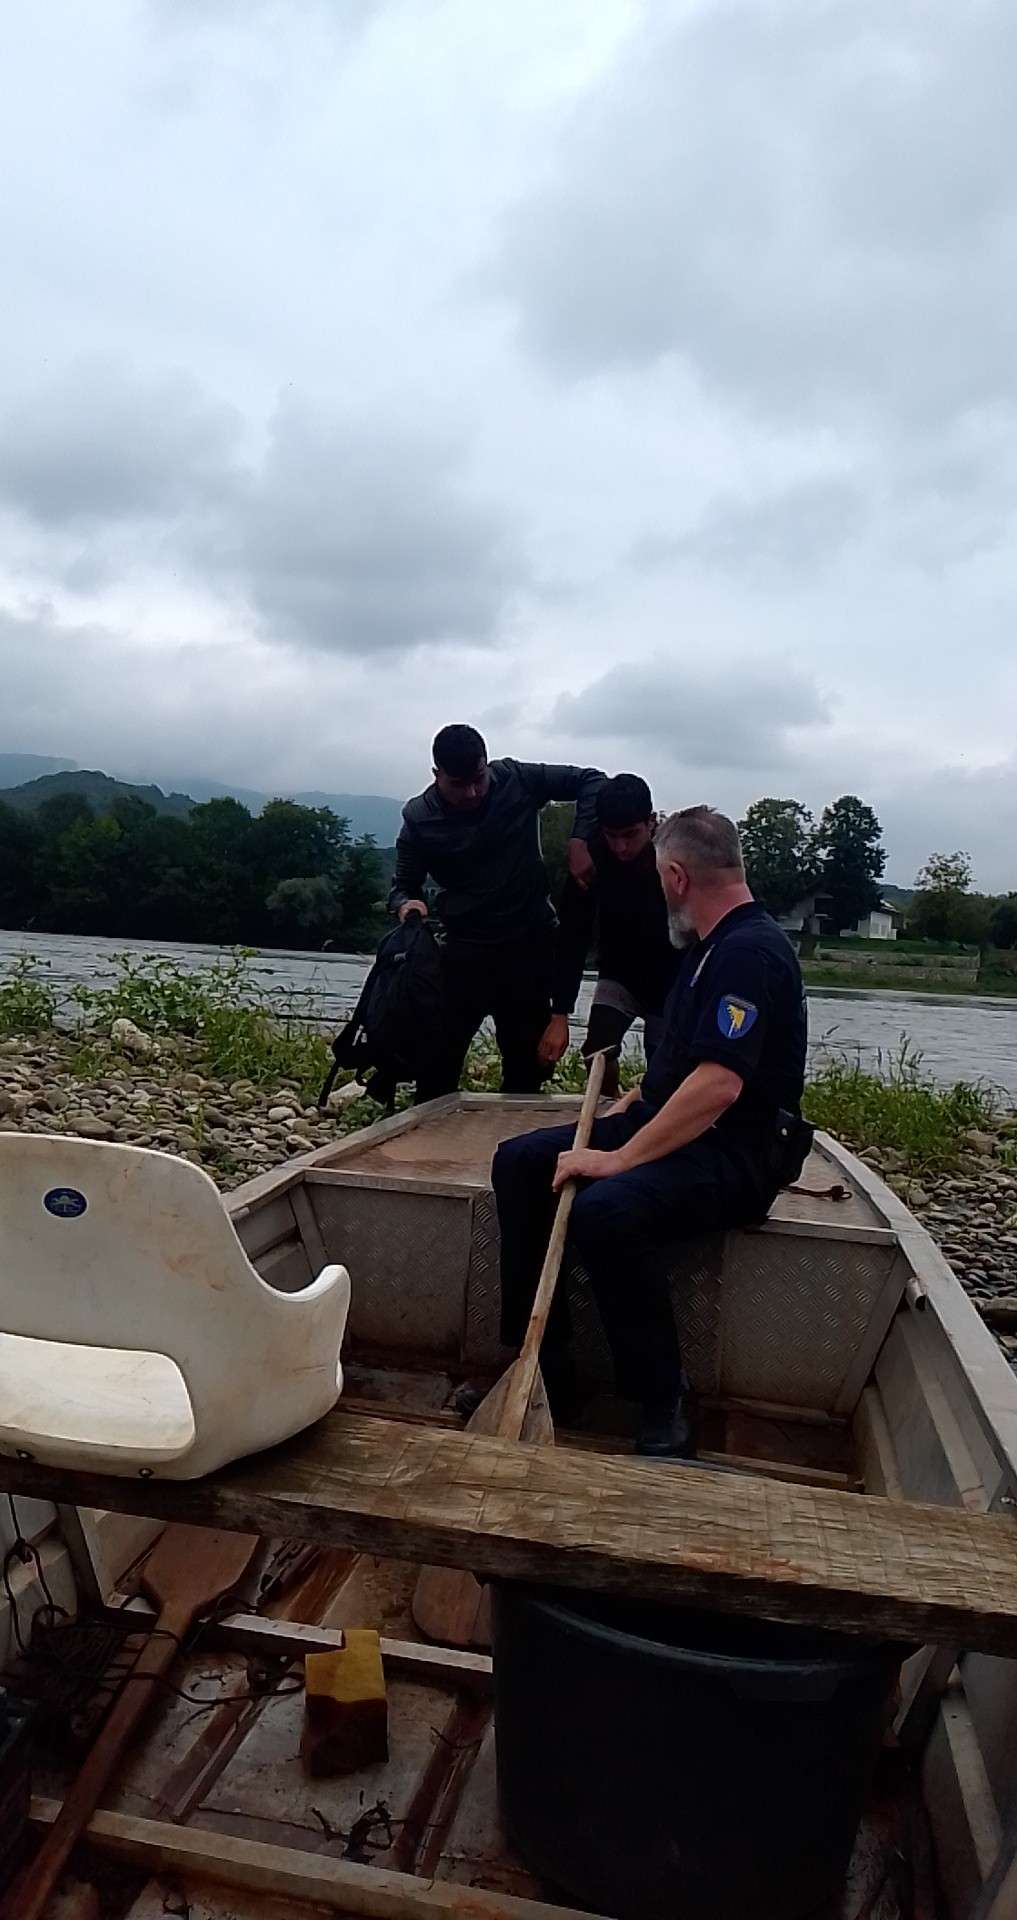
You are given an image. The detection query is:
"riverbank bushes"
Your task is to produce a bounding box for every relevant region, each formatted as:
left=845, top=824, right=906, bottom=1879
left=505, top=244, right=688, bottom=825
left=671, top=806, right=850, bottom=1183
left=0, top=790, right=387, bottom=950
left=803, top=1039, right=1000, bottom=1175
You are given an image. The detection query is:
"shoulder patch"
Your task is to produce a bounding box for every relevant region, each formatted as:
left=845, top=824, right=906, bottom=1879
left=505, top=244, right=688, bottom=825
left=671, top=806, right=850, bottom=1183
left=717, top=995, right=758, bottom=1040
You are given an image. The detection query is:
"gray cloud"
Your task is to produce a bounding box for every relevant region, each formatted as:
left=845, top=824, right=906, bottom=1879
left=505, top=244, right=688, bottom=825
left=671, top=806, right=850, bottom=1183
left=0, top=357, right=243, bottom=525
left=220, top=398, right=521, bottom=654
left=635, top=478, right=867, bottom=580
left=500, top=1, right=1017, bottom=431
left=0, top=363, right=522, bottom=657
left=551, top=658, right=830, bottom=771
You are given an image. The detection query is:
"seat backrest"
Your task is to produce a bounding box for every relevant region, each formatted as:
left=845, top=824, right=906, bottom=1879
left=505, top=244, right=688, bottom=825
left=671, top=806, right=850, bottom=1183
left=1, top=1135, right=293, bottom=1392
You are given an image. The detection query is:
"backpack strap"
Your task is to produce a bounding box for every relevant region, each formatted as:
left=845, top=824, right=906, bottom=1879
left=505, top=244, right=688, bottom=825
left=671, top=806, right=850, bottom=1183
left=316, top=966, right=378, bottom=1110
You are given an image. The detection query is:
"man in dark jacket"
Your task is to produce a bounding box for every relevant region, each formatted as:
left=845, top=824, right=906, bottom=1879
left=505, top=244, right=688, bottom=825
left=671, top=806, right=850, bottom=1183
left=389, top=724, right=605, bottom=1101
left=538, top=773, right=678, bottom=1099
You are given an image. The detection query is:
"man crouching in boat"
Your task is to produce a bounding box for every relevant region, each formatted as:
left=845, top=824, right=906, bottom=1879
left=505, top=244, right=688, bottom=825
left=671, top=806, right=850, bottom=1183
left=491, top=806, right=809, bottom=1459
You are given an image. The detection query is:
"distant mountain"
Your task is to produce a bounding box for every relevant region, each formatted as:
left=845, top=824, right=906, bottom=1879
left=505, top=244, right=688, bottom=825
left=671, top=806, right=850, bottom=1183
left=0, top=752, right=405, bottom=844
left=881, top=883, right=915, bottom=908
left=0, top=769, right=194, bottom=819
left=0, top=752, right=78, bottom=788
left=145, top=774, right=404, bottom=843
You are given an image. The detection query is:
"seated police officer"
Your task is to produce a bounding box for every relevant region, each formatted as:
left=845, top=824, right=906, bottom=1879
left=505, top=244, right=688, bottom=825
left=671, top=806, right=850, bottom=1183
left=389, top=724, right=605, bottom=1102
left=537, top=773, right=678, bottom=1100
left=491, top=805, right=808, bottom=1459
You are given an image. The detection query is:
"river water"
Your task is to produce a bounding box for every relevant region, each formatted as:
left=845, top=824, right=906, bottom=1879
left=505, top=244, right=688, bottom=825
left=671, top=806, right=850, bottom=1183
left=3, top=927, right=1017, bottom=1098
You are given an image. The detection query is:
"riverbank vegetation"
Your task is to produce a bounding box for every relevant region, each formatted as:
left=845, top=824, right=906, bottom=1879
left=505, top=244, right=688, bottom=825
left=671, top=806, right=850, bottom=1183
left=0, top=790, right=388, bottom=950
left=0, top=952, right=1005, bottom=1175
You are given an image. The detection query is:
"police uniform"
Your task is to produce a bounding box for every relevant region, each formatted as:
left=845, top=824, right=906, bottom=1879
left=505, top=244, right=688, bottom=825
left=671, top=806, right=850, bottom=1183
left=492, top=902, right=807, bottom=1407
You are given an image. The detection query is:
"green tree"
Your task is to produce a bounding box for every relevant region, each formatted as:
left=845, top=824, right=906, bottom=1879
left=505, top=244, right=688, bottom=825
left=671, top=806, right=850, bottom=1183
left=814, top=796, right=886, bottom=934
left=738, top=798, right=818, bottom=916
left=266, top=875, right=341, bottom=943
left=540, top=802, right=576, bottom=902
left=909, top=851, right=982, bottom=944
left=337, top=838, right=385, bottom=948
left=45, top=811, right=123, bottom=933
left=187, top=798, right=259, bottom=942
left=0, top=801, right=43, bottom=927
left=250, top=800, right=350, bottom=890
left=990, top=895, right=1017, bottom=950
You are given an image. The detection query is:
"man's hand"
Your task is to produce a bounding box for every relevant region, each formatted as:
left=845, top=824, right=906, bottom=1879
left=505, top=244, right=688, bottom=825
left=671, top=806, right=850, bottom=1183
left=538, top=1014, right=570, bottom=1067
left=552, top=1146, right=620, bottom=1192
left=398, top=898, right=429, bottom=922
left=566, top=837, right=596, bottom=890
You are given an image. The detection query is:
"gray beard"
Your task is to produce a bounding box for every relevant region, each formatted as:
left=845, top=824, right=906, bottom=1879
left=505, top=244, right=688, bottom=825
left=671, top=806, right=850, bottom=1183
left=668, top=907, right=697, bottom=950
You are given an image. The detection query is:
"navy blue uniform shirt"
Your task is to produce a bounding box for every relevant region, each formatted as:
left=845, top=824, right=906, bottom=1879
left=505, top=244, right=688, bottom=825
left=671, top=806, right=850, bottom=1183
left=640, top=902, right=807, bottom=1135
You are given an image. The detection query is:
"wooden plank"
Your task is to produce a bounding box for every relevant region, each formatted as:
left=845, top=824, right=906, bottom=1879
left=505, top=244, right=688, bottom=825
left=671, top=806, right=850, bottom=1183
left=104, top=1605, right=494, bottom=1691
left=29, top=1799, right=600, bottom=1920
left=8, top=1412, right=1017, bottom=1653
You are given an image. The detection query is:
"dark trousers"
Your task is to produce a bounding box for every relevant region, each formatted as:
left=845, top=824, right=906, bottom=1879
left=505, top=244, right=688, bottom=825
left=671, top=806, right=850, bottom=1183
left=415, top=929, right=554, bottom=1104
left=583, top=1001, right=665, bottom=1099
left=492, top=1104, right=775, bottom=1403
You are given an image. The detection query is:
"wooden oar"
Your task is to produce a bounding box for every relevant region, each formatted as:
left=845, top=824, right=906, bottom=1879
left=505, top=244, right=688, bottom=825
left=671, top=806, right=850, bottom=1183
left=412, top=1051, right=608, bottom=1648
left=5, top=1524, right=258, bottom=1920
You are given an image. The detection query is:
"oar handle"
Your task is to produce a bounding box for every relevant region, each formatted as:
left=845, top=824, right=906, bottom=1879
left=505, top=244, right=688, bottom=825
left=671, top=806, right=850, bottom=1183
left=502, top=1052, right=608, bottom=1433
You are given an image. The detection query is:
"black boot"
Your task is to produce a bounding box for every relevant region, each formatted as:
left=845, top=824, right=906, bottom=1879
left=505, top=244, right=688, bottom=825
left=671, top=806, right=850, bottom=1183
left=635, top=1373, right=696, bottom=1460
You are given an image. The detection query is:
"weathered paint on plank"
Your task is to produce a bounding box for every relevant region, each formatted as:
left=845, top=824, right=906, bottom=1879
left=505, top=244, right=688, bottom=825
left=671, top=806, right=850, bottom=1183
left=11, top=1412, right=1017, bottom=1652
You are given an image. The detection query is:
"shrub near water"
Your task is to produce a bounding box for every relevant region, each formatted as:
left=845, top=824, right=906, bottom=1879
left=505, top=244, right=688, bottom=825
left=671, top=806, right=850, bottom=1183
left=804, top=1040, right=996, bottom=1174
left=0, top=956, right=57, bottom=1036
left=73, top=952, right=332, bottom=1102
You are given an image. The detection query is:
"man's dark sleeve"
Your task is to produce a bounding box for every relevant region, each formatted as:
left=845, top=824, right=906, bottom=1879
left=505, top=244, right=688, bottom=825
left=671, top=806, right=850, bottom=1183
left=388, top=815, right=428, bottom=918
left=517, top=762, right=606, bottom=840
left=686, top=947, right=772, bottom=1084
left=551, top=876, right=597, bottom=1015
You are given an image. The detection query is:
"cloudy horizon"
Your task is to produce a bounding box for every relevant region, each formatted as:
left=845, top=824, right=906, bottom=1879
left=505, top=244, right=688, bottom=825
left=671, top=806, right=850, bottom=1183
left=3, top=1, right=1017, bottom=887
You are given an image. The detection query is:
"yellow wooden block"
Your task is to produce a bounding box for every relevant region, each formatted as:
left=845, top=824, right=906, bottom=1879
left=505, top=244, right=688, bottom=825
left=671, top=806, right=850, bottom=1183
left=301, top=1629, right=388, bottom=1776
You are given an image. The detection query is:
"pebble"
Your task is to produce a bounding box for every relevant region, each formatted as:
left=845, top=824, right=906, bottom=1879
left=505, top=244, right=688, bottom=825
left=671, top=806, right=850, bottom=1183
left=267, top=1105, right=295, bottom=1123
left=69, top=1114, right=115, bottom=1140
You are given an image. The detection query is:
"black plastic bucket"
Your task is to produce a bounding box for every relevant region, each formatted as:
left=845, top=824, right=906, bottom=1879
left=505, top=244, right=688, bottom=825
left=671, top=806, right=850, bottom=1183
left=492, top=1586, right=899, bottom=1920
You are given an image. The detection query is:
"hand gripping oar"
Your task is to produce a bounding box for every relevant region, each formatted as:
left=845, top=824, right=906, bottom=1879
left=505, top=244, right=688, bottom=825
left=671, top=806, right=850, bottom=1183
left=411, top=1050, right=608, bottom=1648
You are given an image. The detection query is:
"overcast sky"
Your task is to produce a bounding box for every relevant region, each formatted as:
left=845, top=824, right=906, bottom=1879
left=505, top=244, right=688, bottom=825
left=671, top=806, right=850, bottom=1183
left=3, top=0, right=1017, bottom=883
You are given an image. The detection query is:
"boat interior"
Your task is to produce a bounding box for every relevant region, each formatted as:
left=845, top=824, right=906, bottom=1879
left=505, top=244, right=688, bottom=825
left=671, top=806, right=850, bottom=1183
left=4, top=1092, right=1017, bottom=1918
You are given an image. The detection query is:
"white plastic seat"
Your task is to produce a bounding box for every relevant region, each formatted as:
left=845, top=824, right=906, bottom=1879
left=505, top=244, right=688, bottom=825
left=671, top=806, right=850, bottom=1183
left=0, top=1135, right=351, bottom=1479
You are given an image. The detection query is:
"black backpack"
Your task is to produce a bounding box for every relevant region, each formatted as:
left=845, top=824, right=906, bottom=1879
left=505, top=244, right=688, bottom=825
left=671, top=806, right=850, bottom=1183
left=318, top=912, right=444, bottom=1113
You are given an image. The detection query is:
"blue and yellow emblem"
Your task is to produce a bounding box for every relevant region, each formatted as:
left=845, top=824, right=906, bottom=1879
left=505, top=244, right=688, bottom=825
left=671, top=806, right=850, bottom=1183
left=717, top=995, right=758, bottom=1040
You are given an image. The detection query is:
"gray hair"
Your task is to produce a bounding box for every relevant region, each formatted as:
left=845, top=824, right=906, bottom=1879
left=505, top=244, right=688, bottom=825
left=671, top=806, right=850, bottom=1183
left=654, top=805, right=744, bottom=877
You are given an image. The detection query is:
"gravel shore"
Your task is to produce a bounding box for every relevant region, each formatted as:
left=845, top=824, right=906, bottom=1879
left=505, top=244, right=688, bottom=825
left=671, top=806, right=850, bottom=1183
left=0, top=1030, right=367, bottom=1189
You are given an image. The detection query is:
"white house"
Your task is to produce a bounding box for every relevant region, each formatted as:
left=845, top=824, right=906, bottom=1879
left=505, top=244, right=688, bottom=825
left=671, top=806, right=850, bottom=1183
left=776, top=892, right=829, bottom=937
left=847, top=901, right=902, bottom=941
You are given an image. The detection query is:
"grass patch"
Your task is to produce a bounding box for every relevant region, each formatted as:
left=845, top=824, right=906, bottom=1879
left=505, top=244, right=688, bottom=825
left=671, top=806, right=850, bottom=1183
left=67, top=952, right=333, bottom=1102
left=0, top=956, right=57, bottom=1036
left=804, top=1040, right=996, bottom=1173
left=804, top=965, right=1002, bottom=995
left=461, top=1032, right=644, bottom=1096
